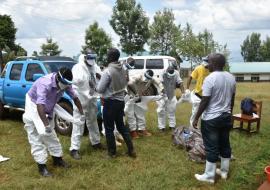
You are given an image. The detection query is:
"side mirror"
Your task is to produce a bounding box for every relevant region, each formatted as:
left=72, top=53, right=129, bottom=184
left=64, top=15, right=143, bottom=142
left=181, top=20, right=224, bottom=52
left=33, top=73, right=44, bottom=81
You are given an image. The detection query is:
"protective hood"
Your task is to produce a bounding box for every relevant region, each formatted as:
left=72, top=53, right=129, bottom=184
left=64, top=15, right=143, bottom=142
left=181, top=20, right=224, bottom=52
left=108, top=62, right=122, bottom=70
left=78, top=54, right=86, bottom=65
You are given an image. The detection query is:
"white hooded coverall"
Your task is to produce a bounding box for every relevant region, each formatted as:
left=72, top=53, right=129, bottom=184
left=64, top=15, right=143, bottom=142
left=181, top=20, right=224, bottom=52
left=157, top=70, right=183, bottom=129
left=125, top=74, right=163, bottom=131
left=23, top=94, right=63, bottom=164
left=70, top=54, right=101, bottom=151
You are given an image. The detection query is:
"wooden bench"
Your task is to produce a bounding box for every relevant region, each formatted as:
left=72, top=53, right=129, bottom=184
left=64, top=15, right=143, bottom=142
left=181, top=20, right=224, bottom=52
left=232, top=101, right=262, bottom=133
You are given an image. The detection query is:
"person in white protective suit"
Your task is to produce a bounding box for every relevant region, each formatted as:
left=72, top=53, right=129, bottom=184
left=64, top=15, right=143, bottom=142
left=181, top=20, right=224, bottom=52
left=23, top=67, right=85, bottom=177
left=157, top=65, right=184, bottom=131
left=69, top=50, right=104, bottom=160
left=125, top=69, right=163, bottom=138
left=186, top=57, right=209, bottom=128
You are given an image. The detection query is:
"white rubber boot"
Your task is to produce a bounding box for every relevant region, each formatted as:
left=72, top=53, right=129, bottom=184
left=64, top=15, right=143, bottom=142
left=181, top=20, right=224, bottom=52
left=216, top=157, right=230, bottom=179
left=195, top=161, right=216, bottom=184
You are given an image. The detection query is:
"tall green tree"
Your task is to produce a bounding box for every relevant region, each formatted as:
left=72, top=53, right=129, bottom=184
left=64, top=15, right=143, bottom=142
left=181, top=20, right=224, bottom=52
left=241, top=33, right=262, bottom=62
left=0, top=14, right=17, bottom=71
left=198, top=29, right=216, bottom=56
left=40, top=37, right=62, bottom=56
left=32, top=51, right=38, bottom=56
left=110, top=0, right=150, bottom=55
left=260, top=36, right=270, bottom=61
left=149, top=8, right=180, bottom=56
left=82, top=21, right=112, bottom=65
left=176, top=23, right=204, bottom=67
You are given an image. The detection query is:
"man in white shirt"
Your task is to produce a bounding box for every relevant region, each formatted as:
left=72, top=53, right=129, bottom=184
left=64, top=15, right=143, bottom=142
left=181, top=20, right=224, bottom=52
left=193, top=53, right=236, bottom=184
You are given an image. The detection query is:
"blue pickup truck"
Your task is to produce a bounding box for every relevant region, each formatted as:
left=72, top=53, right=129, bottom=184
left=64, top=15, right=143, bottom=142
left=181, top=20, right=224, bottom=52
left=0, top=56, right=76, bottom=135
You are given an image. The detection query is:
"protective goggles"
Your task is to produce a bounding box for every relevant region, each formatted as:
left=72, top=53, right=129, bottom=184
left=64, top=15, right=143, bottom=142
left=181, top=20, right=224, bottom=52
left=144, top=72, right=153, bottom=80
left=58, top=71, right=72, bottom=85
left=86, top=53, right=97, bottom=60
left=126, top=62, right=135, bottom=69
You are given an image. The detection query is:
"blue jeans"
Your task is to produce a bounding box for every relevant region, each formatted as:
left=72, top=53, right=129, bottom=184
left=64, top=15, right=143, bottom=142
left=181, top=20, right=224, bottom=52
left=201, top=112, right=232, bottom=163
left=103, top=99, right=134, bottom=156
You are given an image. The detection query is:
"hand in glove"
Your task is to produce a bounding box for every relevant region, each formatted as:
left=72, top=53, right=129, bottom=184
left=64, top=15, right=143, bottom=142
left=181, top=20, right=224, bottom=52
left=74, top=115, right=86, bottom=126
left=45, top=125, right=52, bottom=133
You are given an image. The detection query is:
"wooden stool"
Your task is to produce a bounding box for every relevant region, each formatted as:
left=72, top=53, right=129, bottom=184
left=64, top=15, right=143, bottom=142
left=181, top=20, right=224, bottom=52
left=232, top=101, right=262, bottom=133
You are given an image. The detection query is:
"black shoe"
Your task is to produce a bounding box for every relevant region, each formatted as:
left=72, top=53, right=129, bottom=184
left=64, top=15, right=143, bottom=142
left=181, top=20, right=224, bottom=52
left=127, top=150, right=137, bottom=158
left=52, top=156, right=70, bottom=168
left=92, top=143, right=106, bottom=150
left=107, top=153, right=117, bottom=159
left=70, top=150, right=81, bottom=160
left=169, top=127, right=175, bottom=131
left=160, top=128, right=166, bottom=132
left=37, top=164, right=53, bottom=177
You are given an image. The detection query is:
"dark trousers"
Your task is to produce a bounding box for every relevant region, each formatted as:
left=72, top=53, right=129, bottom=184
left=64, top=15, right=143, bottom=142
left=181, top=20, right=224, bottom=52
left=103, top=99, right=134, bottom=155
left=97, top=117, right=103, bottom=134
left=201, top=112, right=232, bottom=163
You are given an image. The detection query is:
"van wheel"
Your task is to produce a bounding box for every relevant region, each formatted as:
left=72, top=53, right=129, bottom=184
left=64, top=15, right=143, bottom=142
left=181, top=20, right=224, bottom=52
left=0, top=101, right=8, bottom=120
left=54, top=101, right=73, bottom=136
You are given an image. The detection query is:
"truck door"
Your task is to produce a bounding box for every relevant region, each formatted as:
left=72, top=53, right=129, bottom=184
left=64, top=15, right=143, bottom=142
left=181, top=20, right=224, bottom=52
left=3, top=63, right=24, bottom=107
left=21, top=63, right=45, bottom=104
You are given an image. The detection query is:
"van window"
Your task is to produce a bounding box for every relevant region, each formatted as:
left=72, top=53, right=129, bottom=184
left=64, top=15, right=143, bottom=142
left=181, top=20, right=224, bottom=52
left=146, top=59, right=164, bottom=69
left=25, top=64, right=44, bottom=81
left=9, top=64, right=23, bottom=80
left=134, top=59, right=144, bottom=69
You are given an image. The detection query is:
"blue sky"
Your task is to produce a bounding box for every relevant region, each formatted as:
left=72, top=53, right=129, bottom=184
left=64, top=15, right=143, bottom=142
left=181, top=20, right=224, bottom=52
left=1, top=0, right=270, bottom=61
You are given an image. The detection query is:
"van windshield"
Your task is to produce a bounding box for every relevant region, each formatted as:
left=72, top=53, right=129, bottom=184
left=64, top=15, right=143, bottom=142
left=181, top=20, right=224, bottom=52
left=43, top=61, right=76, bottom=73
left=146, top=59, right=164, bottom=69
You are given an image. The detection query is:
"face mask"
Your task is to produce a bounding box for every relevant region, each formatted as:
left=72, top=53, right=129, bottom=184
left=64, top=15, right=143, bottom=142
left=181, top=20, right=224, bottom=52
left=167, top=70, right=175, bottom=78
left=86, top=60, right=95, bottom=66
left=58, top=82, right=69, bottom=91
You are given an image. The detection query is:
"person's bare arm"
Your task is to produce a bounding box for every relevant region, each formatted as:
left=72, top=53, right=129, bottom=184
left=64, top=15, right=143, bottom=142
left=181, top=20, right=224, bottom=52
left=186, top=76, right=193, bottom=90
left=192, top=96, right=211, bottom=128
left=73, top=97, right=84, bottom=115
left=231, top=93, right=235, bottom=114
left=37, top=104, right=49, bottom=126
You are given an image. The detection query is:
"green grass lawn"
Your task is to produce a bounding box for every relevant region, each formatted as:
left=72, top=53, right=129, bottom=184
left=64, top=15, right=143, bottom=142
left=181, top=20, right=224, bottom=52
left=1, top=82, right=270, bottom=190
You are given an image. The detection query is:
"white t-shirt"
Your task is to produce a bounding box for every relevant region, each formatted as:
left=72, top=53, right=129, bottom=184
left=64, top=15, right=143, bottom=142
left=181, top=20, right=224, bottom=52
left=202, top=71, right=236, bottom=120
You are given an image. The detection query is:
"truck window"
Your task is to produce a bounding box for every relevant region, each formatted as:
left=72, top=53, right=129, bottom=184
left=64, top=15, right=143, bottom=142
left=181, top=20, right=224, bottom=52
left=9, top=64, right=23, bottom=80
left=146, top=59, right=164, bottom=69
left=25, top=64, right=44, bottom=81
left=43, top=61, right=76, bottom=73
left=134, top=59, right=144, bottom=69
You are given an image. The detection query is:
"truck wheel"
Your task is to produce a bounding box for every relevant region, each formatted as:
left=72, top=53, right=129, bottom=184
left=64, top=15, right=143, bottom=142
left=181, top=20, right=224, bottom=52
left=54, top=101, right=73, bottom=136
left=0, top=101, right=8, bottom=120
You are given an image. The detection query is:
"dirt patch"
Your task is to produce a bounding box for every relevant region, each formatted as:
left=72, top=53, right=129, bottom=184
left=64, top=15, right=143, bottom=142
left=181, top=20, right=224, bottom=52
left=0, top=171, right=11, bottom=184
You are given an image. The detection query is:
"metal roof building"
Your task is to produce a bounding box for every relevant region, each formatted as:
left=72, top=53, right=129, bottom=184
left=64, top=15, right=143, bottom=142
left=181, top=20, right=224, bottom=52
left=229, top=62, right=270, bottom=82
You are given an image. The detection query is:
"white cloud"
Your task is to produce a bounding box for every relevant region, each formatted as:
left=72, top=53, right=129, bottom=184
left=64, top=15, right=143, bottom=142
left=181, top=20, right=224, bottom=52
left=162, top=0, right=187, bottom=9
left=0, top=0, right=115, bottom=57
left=171, top=0, right=270, bottom=60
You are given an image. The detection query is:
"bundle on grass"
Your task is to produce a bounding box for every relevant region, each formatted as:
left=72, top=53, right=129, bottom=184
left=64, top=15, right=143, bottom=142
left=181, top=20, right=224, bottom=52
left=172, top=126, right=205, bottom=163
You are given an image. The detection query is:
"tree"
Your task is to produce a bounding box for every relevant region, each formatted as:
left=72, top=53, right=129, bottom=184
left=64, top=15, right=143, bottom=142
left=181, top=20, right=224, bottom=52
left=148, top=8, right=180, bottom=56
left=176, top=23, right=204, bottom=67
left=0, top=14, right=17, bottom=71
left=241, top=33, right=262, bottom=62
left=260, top=36, right=270, bottom=61
left=198, top=29, right=216, bottom=56
left=82, top=21, right=112, bottom=65
left=40, top=37, right=62, bottom=56
left=32, top=51, right=38, bottom=56
left=110, top=0, right=150, bottom=55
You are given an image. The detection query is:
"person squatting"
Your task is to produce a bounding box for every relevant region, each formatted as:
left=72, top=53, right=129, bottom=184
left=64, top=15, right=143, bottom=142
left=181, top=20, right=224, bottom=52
left=23, top=49, right=235, bottom=185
